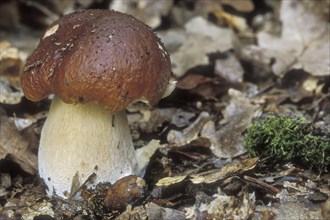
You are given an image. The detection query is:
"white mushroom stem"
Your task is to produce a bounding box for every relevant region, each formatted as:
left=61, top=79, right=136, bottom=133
left=38, top=96, right=138, bottom=198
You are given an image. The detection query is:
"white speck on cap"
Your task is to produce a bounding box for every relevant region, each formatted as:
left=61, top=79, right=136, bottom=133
left=43, top=24, right=59, bottom=39
left=157, top=42, right=168, bottom=57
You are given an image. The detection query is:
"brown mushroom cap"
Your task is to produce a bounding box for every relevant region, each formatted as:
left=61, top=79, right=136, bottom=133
left=20, top=10, right=171, bottom=111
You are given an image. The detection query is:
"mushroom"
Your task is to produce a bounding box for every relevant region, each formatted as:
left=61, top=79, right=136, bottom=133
left=20, top=10, right=173, bottom=198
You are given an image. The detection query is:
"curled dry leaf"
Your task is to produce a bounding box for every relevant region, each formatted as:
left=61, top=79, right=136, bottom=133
left=155, top=175, right=187, bottom=187
left=176, top=73, right=228, bottom=99
left=0, top=110, right=38, bottom=174
left=176, top=74, right=214, bottom=90
left=171, top=16, right=236, bottom=77
left=167, top=111, right=210, bottom=146
left=136, top=140, right=164, bottom=175
left=189, top=157, right=258, bottom=184
left=201, top=89, right=261, bottom=158
left=156, top=157, right=258, bottom=187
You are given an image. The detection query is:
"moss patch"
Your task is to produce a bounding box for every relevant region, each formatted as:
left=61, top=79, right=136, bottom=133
left=244, top=115, right=330, bottom=173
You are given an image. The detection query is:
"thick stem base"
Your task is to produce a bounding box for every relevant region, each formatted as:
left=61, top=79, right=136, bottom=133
left=38, top=97, right=138, bottom=197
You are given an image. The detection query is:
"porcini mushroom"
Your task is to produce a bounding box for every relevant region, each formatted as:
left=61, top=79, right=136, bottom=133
left=20, top=10, right=172, bottom=198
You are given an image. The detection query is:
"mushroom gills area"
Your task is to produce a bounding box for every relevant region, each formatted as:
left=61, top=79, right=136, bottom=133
left=38, top=96, right=138, bottom=197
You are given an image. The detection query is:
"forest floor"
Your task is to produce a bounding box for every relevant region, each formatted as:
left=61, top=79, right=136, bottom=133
left=0, top=0, right=329, bottom=219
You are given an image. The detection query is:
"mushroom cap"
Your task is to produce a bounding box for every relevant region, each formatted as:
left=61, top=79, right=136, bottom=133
left=21, top=10, right=171, bottom=111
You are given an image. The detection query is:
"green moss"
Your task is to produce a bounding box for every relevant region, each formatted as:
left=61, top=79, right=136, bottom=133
left=243, top=115, right=330, bottom=173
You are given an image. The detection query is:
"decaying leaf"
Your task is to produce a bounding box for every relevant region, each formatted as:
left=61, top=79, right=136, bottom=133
left=156, top=157, right=258, bottom=187
left=185, top=190, right=255, bottom=219
left=171, top=16, right=236, bottom=77
left=214, top=51, right=244, bottom=84
left=155, top=175, right=187, bottom=187
left=116, top=205, right=147, bottom=220
left=156, top=29, right=186, bottom=53
left=189, top=157, right=258, bottom=184
left=0, top=111, right=37, bottom=174
left=201, top=89, right=261, bottom=158
left=18, top=200, right=54, bottom=220
left=0, top=80, right=23, bottom=104
left=280, top=70, right=326, bottom=102
left=211, top=6, right=249, bottom=32
left=128, top=107, right=195, bottom=134
left=167, top=111, right=210, bottom=146
left=146, top=202, right=185, bottom=220
left=254, top=202, right=322, bottom=220
left=176, top=73, right=230, bottom=99
left=136, top=139, right=164, bottom=175
left=242, top=0, right=329, bottom=77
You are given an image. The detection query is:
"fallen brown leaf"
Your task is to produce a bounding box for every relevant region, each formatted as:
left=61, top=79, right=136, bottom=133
left=0, top=110, right=37, bottom=174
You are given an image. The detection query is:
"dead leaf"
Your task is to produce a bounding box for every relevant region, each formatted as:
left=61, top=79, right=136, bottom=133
left=212, top=6, right=249, bottom=32
left=146, top=202, right=185, bottom=220
left=0, top=80, right=23, bottom=104
left=116, top=205, right=147, bottom=220
left=155, top=175, right=187, bottom=187
left=136, top=140, right=164, bottom=175
left=185, top=190, right=255, bottom=219
left=176, top=73, right=228, bottom=99
left=243, top=0, right=330, bottom=77
left=156, top=29, right=186, bottom=53
left=167, top=111, right=210, bottom=146
left=171, top=16, right=236, bottom=77
left=254, top=202, right=322, bottom=220
left=128, top=107, right=195, bottom=134
left=280, top=70, right=326, bottom=102
left=243, top=175, right=280, bottom=194
left=176, top=74, right=215, bottom=90
left=190, top=157, right=258, bottom=184
left=0, top=111, right=37, bottom=174
left=201, top=89, right=261, bottom=158
left=155, top=158, right=258, bottom=186
left=214, top=51, right=244, bottom=84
